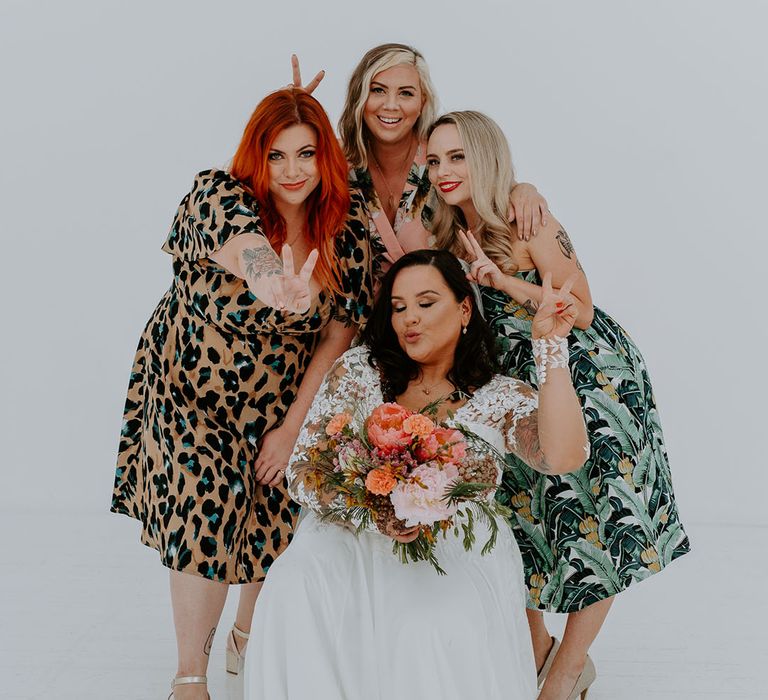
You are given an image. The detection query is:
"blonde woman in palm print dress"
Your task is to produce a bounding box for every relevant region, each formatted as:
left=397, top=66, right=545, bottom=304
left=291, top=44, right=550, bottom=283
left=426, top=111, right=689, bottom=700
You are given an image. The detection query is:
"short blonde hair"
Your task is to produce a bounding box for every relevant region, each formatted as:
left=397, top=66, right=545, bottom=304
left=339, top=43, right=438, bottom=169
left=427, top=111, right=518, bottom=275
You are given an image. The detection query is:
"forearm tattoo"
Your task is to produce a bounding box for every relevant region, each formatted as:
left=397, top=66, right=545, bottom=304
left=203, top=627, right=216, bottom=656
left=509, top=412, right=552, bottom=474
left=243, top=246, right=282, bottom=281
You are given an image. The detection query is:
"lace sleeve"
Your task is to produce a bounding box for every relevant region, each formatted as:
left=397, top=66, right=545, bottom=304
left=501, top=380, right=553, bottom=475
left=285, top=347, right=370, bottom=513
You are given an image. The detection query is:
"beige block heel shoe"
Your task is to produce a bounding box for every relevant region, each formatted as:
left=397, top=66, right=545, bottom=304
left=168, top=675, right=209, bottom=699
left=225, top=624, right=250, bottom=675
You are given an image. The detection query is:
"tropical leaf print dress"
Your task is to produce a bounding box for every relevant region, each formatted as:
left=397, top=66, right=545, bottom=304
left=485, top=270, right=690, bottom=612
left=111, top=169, right=373, bottom=584
left=349, top=143, right=435, bottom=284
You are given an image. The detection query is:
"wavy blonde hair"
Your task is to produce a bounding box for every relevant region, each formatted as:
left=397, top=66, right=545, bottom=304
left=339, top=43, right=438, bottom=169
left=427, top=111, right=518, bottom=274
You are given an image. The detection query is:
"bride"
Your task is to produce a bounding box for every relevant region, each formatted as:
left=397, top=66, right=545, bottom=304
left=245, top=249, right=589, bottom=700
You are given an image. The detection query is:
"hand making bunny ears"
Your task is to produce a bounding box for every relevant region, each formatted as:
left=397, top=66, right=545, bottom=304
left=289, top=54, right=325, bottom=95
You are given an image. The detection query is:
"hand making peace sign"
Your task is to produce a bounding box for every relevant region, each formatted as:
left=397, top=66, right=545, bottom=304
left=247, top=243, right=319, bottom=314
left=531, top=272, right=579, bottom=340
left=459, top=229, right=508, bottom=290
left=272, top=244, right=319, bottom=314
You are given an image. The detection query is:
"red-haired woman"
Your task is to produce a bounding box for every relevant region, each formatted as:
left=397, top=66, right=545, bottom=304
left=111, top=88, right=372, bottom=699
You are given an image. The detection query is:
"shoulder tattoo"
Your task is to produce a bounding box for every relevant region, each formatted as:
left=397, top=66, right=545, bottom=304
left=556, top=227, right=584, bottom=271
left=555, top=228, right=576, bottom=259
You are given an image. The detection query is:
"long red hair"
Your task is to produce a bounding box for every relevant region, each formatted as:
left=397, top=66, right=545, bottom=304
left=230, top=89, right=350, bottom=296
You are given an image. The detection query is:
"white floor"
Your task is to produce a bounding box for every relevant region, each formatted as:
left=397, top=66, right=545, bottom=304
left=1, top=508, right=765, bottom=699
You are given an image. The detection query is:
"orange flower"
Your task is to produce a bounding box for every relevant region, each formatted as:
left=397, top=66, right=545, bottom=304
left=402, top=413, right=435, bottom=438
left=365, top=468, right=397, bottom=496
left=325, top=412, right=352, bottom=436
left=367, top=403, right=412, bottom=451
left=369, top=402, right=412, bottom=429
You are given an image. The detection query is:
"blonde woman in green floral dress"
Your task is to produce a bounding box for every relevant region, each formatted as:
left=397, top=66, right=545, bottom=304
left=292, top=44, right=550, bottom=287
left=425, top=111, right=690, bottom=700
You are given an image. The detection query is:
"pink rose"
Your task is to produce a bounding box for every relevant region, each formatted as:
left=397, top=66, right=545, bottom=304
left=367, top=403, right=413, bottom=451
left=389, top=462, right=460, bottom=526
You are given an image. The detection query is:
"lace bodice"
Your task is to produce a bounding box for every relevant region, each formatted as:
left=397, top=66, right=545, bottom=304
left=286, top=346, right=550, bottom=527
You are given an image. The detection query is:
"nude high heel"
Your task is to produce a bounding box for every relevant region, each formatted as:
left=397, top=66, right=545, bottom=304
left=168, top=675, right=209, bottom=699
left=567, top=655, right=596, bottom=700
left=537, top=636, right=561, bottom=688
left=225, top=624, right=250, bottom=675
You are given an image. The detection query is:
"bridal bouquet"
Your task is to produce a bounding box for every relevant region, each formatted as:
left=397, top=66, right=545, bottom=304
left=303, top=401, right=512, bottom=574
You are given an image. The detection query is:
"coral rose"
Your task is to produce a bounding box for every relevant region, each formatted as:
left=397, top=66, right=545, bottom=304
left=325, top=412, right=353, bottom=436
left=366, top=403, right=412, bottom=451
left=415, top=427, right=466, bottom=464
left=365, top=468, right=397, bottom=496
left=402, top=413, right=436, bottom=439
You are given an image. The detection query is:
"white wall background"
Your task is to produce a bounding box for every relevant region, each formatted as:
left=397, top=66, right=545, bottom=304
left=1, top=0, right=766, bottom=531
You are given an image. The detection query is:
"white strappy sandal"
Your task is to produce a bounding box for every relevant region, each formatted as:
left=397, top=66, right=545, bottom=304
left=168, top=675, right=209, bottom=699
left=225, top=624, right=250, bottom=675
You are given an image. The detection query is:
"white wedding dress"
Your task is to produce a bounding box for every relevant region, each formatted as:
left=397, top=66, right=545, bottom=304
left=245, top=346, right=542, bottom=700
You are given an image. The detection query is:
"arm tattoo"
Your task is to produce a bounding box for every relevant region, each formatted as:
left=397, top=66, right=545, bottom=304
left=509, top=412, right=552, bottom=474
left=522, top=298, right=539, bottom=315
left=555, top=228, right=576, bottom=260
left=242, top=246, right=282, bottom=281
left=203, top=627, right=216, bottom=656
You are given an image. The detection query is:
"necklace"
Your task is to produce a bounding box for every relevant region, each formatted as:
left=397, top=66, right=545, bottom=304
left=416, top=377, right=454, bottom=396
left=370, top=141, right=415, bottom=215
left=284, top=229, right=303, bottom=247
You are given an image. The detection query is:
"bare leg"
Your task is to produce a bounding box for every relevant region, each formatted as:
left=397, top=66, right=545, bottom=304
left=537, top=597, right=613, bottom=700
left=527, top=608, right=555, bottom=673
left=229, top=581, right=263, bottom=654
left=170, top=569, right=229, bottom=699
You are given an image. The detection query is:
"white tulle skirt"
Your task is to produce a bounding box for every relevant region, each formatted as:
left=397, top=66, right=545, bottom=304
left=244, top=512, right=537, bottom=700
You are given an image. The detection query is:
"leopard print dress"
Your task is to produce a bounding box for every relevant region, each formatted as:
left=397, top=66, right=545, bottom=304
left=111, top=169, right=373, bottom=583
